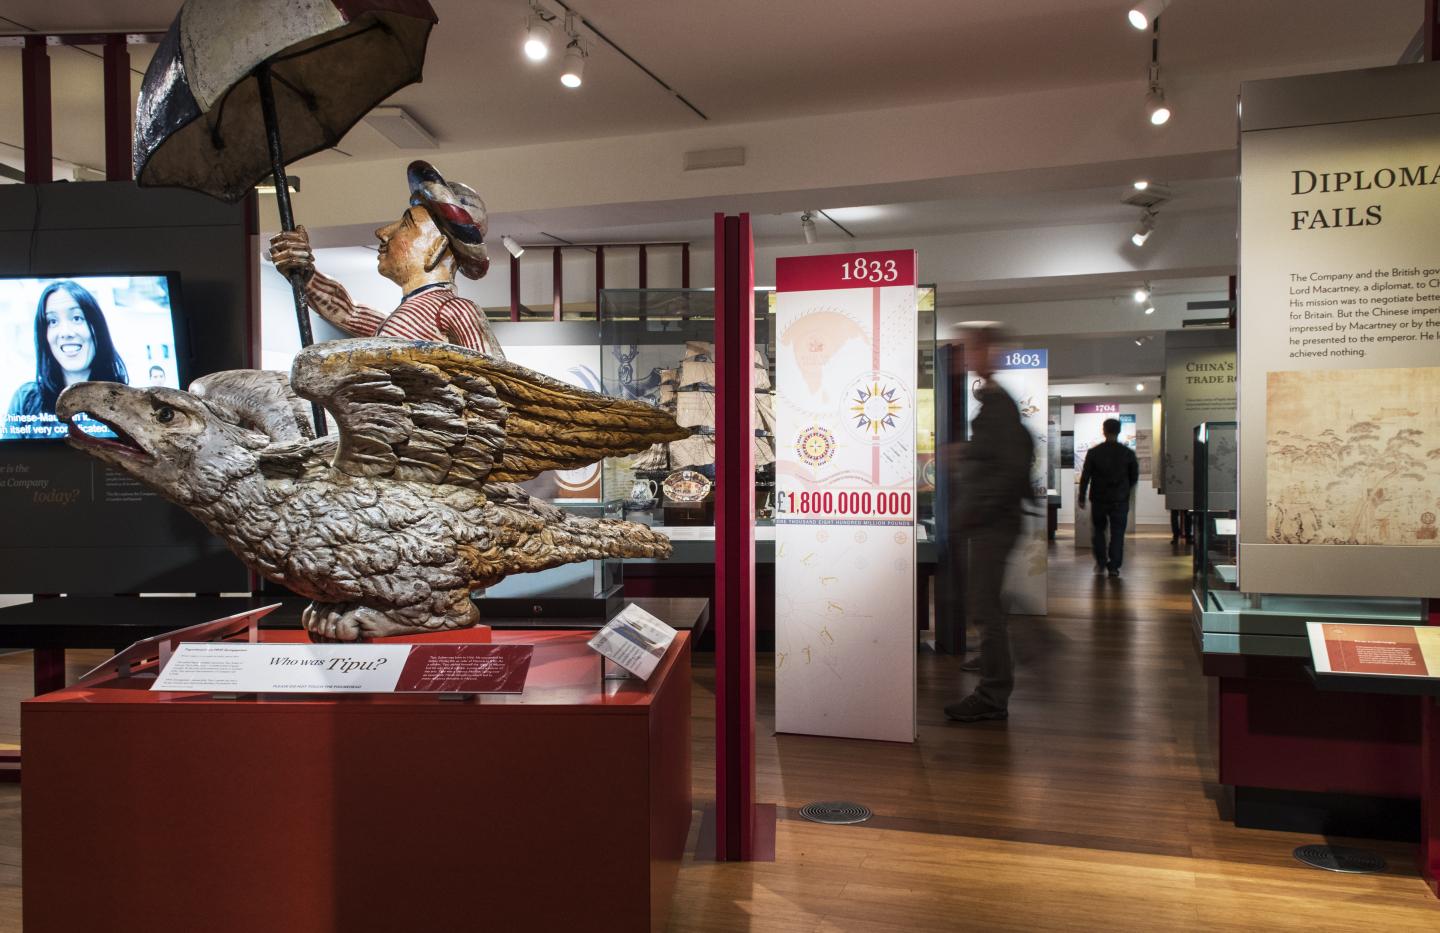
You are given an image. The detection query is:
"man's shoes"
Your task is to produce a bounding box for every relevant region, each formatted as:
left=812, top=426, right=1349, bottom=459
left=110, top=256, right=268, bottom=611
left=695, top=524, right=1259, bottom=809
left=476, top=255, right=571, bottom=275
left=1108, top=569, right=1121, bottom=578
left=944, top=695, right=1008, bottom=722
left=959, top=655, right=981, bottom=672
left=1094, top=562, right=1106, bottom=575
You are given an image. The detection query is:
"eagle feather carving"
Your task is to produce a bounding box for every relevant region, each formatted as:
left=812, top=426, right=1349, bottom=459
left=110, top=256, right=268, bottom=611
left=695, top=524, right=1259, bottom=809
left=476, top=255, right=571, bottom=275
left=56, top=338, right=689, bottom=641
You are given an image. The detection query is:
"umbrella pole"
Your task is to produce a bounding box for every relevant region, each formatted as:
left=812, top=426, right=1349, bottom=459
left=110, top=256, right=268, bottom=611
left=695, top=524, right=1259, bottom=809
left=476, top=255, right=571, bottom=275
left=255, top=63, right=328, bottom=436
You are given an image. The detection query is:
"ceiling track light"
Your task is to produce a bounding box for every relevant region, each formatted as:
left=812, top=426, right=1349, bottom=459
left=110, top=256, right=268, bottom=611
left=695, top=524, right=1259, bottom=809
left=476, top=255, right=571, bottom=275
left=1144, top=23, right=1171, bottom=126
left=1128, top=0, right=1172, bottom=30
left=559, top=16, right=588, bottom=88
left=1131, top=211, right=1156, bottom=247
left=1133, top=282, right=1151, bottom=303
left=523, top=3, right=555, bottom=61
left=502, top=235, right=525, bottom=259
left=1147, top=83, right=1171, bottom=125
left=1133, top=179, right=1150, bottom=190
left=800, top=211, right=818, bottom=245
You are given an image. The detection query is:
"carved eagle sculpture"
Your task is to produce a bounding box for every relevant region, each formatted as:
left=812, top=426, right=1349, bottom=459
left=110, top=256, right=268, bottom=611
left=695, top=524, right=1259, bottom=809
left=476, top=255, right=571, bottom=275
left=55, top=338, right=689, bottom=641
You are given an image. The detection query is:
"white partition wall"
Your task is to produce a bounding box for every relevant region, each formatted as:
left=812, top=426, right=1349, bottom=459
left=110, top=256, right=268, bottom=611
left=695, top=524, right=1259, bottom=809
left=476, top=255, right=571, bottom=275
left=774, top=251, right=918, bottom=743
left=968, top=350, right=1049, bottom=615
left=1238, top=65, right=1440, bottom=597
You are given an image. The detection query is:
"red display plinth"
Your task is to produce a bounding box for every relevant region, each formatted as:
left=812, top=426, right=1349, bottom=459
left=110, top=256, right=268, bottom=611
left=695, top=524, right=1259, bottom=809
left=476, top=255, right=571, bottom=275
left=23, top=630, right=691, bottom=933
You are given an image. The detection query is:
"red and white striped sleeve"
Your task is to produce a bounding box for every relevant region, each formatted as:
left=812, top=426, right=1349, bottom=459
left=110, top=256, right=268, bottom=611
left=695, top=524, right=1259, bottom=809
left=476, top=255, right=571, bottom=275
left=437, top=296, right=505, bottom=358
left=305, top=272, right=385, bottom=337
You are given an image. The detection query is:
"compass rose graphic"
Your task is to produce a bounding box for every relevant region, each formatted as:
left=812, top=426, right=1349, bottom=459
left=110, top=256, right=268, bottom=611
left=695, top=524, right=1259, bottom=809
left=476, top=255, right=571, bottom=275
left=841, top=370, right=912, bottom=446
left=850, top=381, right=903, bottom=436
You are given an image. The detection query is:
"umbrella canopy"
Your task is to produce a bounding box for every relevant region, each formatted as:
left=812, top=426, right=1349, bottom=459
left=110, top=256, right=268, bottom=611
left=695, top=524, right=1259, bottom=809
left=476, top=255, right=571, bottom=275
left=136, top=0, right=438, bottom=202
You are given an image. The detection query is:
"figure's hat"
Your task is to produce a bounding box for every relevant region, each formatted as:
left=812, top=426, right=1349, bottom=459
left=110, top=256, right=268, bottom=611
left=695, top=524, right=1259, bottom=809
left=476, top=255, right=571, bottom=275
left=406, top=160, right=490, bottom=279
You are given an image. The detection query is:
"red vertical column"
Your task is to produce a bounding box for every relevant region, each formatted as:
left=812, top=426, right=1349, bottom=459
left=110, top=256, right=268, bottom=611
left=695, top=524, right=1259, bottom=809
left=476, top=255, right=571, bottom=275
left=714, top=213, right=756, bottom=861
left=103, top=36, right=132, bottom=180
left=509, top=254, right=522, bottom=321
left=594, top=245, right=605, bottom=316
left=1426, top=0, right=1440, bottom=63
left=22, top=35, right=52, bottom=184
left=552, top=247, right=563, bottom=321
left=1424, top=598, right=1440, bottom=896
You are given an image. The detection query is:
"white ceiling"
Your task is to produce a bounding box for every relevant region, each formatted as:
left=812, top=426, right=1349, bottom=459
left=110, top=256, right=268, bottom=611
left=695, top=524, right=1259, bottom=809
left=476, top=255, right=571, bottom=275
left=0, top=0, right=1414, bottom=324
left=0, top=0, right=1421, bottom=172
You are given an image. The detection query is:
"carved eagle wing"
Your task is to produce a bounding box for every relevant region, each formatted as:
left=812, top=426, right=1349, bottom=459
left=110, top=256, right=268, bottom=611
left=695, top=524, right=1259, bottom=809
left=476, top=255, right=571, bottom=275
left=289, top=338, right=687, bottom=489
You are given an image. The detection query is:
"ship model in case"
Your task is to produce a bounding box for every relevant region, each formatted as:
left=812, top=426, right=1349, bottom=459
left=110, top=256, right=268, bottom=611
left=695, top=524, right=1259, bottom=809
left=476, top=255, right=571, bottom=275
left=622, top=340, right=774, bottom=522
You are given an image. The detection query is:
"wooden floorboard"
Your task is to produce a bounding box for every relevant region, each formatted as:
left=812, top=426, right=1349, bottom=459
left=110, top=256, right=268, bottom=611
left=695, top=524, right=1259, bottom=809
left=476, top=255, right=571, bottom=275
left=0, top=529, right=1435, bottom=929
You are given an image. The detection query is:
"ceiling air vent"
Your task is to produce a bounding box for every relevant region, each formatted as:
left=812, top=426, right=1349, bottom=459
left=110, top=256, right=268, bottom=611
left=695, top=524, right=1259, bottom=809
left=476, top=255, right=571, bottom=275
left=683, top=147, right=746, bottom=171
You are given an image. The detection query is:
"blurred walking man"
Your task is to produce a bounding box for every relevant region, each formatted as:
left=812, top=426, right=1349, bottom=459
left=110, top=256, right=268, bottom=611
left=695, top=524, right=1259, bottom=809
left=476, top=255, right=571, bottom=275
left=944, top=330, right=1033, bottom=724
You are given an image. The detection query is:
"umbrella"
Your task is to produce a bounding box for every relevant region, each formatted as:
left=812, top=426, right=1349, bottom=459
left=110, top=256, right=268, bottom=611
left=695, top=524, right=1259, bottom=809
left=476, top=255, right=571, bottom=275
left=134, top=0, right=439, bottom=432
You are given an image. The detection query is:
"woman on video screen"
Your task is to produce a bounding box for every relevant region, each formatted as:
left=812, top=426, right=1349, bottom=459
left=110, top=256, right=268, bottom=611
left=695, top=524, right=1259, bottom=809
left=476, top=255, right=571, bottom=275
left=5, top=281, right=129, bottom=436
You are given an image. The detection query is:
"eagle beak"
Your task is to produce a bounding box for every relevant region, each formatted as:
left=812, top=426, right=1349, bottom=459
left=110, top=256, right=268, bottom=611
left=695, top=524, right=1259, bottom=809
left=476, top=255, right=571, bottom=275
left=55, top=383, right=154, bottom=462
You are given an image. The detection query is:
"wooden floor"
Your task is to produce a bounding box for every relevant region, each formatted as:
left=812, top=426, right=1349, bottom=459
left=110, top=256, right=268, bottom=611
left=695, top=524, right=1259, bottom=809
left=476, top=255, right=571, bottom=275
left=0, top=531, right=1436, bottom=930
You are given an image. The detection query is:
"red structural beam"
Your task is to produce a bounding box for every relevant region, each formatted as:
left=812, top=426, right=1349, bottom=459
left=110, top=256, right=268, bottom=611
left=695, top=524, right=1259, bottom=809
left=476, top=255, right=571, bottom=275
left=714, top=212, right=756, bottom=861
left=1426, top=0, right=1440, bottom=62
left=103, top=36, right=131, bottom=180
left=21, top=35, right=51, bottom=183
left=509, top=255, right=522, bottom=321
left=594, top=245, right=605, bottom=315
left=552, top=247, right=563, bottom=321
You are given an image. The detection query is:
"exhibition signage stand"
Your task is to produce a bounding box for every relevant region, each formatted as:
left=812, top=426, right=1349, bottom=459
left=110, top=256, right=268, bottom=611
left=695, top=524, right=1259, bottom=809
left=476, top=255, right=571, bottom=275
left=1228, top=64, right=1440, bottom=893
left=968, top=348, right=1049, bottom=615
left=774, top=249, right=918, bottom=743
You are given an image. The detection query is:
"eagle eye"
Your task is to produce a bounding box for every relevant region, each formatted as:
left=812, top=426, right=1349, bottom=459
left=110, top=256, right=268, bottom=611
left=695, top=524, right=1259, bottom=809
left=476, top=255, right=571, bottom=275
left=156, top=406, right=175, bottom=424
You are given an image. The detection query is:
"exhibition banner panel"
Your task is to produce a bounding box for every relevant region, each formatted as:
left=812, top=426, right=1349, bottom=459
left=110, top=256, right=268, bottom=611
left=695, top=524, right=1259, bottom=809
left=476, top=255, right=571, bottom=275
left=1239, top=74, right=1440, bottom=596
left=774, top=250, right=917, bottom=742
left=1162, top=331, right=1237, bottom=511
left=968, top=349, right=1048, bottom=615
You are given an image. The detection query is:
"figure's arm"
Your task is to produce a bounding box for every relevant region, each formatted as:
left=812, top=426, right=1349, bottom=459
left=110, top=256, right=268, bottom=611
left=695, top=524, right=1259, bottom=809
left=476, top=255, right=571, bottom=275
left=269, top=226, right=385, bottom=337
left=1128, top=450, right=1140, bottom=489
left=438, top=296, right=506, bottom=360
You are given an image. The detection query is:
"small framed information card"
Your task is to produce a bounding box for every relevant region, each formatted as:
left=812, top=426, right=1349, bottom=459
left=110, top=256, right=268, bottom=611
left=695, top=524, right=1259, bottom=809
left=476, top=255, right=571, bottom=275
left=588, top=604, right=677, bottom=681
left=150, top=642, right=533, bottom=695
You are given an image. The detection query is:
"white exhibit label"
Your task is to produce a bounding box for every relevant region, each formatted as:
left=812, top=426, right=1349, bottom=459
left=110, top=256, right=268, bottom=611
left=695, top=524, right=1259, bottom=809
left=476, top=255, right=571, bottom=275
left=1238, top=85, right=1440, bottom=596
left=153, top=643, right=409, bottom=693
left=773, top=250, right=917, bottom=743
left=588, top=603, right=678, bottom=681
left=150, top=642, right=535, bottom=694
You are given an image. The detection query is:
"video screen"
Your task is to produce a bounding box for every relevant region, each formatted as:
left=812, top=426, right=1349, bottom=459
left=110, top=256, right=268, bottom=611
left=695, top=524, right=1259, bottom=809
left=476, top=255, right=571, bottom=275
left=0, top=275, right=182, bottom=441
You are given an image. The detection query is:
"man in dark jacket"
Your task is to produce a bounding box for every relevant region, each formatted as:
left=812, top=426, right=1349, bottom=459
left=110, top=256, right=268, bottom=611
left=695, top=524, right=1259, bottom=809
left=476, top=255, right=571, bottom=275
left=944, top=335, right=1034, bottom=723
left=1078, top=418, right=1139, bottom=578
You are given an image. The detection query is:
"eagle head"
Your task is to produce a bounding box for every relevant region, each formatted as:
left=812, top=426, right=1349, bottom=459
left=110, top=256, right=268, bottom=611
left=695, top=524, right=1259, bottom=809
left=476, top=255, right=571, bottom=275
left=56, top=382, right=255, bottom=505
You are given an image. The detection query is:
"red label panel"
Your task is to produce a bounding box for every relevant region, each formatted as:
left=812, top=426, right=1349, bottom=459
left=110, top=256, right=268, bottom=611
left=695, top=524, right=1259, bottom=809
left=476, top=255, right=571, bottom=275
left=394, top=644, right=533, bottom=693
left=1322, top=624, right=1428, bottom=676
left=776, top=249, right=917, bottom=292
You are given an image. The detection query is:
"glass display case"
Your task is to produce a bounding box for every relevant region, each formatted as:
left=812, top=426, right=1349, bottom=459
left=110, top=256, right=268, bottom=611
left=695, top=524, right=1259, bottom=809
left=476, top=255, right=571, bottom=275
left=598, top=288, right=774, bottom=533
left=1191, top=420, right=1425, bottom=656
left=1193, top=421, right=1239, bottom=604
left=597, top=286, right=938, bottom=540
